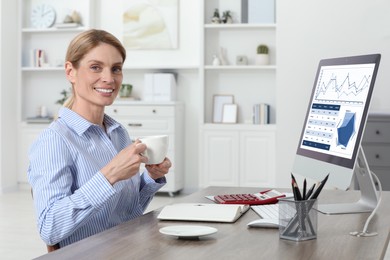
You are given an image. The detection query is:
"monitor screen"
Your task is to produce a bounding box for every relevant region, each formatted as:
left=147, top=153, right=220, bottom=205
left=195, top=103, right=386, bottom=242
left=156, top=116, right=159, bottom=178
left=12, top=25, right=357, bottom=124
left=293, top=54, right=381, bottom=191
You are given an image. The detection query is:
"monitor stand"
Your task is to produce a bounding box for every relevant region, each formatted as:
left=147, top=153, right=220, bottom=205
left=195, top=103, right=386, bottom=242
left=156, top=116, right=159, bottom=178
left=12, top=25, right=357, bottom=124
left=318, top=146, right=379, bottom=215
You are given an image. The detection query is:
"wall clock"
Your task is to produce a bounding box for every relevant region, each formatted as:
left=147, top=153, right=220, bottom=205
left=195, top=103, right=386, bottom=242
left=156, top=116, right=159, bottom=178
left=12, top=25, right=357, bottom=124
left=31, top=4, right=56, bottom=28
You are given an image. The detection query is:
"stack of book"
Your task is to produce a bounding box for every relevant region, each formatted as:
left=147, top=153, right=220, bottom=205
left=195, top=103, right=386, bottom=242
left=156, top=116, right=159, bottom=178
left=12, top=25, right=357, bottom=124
left=30, top=49, right=46, bottom=67
left=253, top=103, right=270, bottom=124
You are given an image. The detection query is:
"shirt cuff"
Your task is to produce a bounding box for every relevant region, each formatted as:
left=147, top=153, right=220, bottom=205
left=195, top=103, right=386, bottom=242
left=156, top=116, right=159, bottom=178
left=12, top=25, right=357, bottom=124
left=79, top=172, right=117, bottom=209
left=141, top=170, right=166, bottom=186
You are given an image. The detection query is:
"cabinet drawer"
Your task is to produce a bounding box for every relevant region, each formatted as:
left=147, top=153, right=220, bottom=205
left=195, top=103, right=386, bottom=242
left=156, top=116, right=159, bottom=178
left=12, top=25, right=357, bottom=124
left=363, top=122, right=390, bottom=143
left=106, top=105, right=175, bottom=117
left=363, top=145, right=390, bottom=167
left=117, top=118, right=173, bottom=132
left=370, top=168, right=390, bottom=191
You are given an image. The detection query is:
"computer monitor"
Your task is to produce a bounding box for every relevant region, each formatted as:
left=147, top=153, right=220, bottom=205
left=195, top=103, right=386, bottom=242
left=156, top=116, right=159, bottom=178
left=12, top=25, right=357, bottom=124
left=292, top=54, right=381, bottom=214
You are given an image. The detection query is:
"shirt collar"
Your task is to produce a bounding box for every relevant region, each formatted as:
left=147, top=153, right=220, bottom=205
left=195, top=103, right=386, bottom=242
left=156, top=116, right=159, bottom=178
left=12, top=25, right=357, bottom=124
left=57, top=107, right=121, bottom=136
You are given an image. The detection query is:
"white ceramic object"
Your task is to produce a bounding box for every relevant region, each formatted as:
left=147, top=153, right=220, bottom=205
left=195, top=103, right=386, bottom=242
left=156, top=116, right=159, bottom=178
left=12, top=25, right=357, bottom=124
left=139, top=135, right=169, bottom=165
left=255, top=54, right=270, bottom=65
left=159, top=225, right=217, bottom=239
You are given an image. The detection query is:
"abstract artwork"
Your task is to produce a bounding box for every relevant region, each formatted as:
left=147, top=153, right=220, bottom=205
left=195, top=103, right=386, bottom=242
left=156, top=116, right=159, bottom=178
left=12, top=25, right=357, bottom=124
left=123, top=0, right=178, bottom=50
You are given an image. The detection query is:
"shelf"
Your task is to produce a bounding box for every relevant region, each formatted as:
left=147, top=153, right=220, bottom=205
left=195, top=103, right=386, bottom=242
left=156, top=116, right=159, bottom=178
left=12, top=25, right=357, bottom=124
left=122, top=65, right=199, bottom=70
left=204, top=65, right=276, bottom=70
left=202, top=123, right=276, bottom=131
left=204, top=23, right=276, bottom=29
left=21, top=27, right=88, bottom=33
left=22, top=66, right=200, bottom=72
left=113, top=100, right=180, bottom=106
left=22, top=67, right=64, bottom=72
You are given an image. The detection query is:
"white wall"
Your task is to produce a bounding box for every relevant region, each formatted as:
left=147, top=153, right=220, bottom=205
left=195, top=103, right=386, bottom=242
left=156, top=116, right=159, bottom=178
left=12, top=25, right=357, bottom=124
left=0, top=1, right=18, bottom=192
left=276, top=0, right=390, bottom=188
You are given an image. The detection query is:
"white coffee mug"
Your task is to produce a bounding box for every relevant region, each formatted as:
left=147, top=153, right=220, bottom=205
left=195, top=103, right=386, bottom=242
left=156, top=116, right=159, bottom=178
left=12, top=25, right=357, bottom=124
left=139, top=135, right=169, bottom=165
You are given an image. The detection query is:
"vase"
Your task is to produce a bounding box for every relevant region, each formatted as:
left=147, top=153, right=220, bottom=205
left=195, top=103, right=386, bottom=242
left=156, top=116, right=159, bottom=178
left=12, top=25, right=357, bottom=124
left=255, top=54, right=269, bottom=65
left=119, top=84, right=133, bottom=98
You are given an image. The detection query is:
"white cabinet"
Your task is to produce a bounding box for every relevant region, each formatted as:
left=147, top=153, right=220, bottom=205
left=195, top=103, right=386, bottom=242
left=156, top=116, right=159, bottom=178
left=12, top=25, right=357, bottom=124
left=106, top=102, right=185, bottom=195
left=199, top=0, right=277, bottom=187
left=362, top=113, right=390, bottom=191
left=18, top=124, right=47, bottom=183
left=239, top=129, right=275, bottom=187
left=200, top=125, right=275, bottom=188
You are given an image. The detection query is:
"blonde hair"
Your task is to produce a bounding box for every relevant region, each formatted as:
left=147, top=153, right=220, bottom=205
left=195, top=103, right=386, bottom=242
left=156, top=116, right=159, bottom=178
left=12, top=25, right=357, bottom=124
left=64, top=29, right=126, bottom=108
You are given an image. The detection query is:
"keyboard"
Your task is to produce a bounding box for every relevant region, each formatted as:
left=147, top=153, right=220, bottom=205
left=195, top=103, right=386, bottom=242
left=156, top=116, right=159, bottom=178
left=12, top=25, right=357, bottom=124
left=251, top=204, right=279, bottom=220
left=251, top=202, right=296, bottom=220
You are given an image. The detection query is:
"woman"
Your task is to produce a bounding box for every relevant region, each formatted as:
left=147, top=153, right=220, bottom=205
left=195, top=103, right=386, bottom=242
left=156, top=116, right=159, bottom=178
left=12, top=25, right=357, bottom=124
left=28, top=29, right=171, bottom=249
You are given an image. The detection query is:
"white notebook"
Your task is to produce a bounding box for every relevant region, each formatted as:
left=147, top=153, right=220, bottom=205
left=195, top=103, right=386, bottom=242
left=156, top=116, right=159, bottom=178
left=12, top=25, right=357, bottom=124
left=157, top=203, right=250, bottom=223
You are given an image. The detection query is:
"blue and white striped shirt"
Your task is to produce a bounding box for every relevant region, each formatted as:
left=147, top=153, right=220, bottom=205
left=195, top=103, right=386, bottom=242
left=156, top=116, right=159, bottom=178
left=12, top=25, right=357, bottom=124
left=28, top=107, right=165, bottom=247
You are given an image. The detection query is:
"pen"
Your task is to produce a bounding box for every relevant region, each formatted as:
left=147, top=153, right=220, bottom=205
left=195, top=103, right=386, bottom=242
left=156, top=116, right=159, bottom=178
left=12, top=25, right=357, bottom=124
left=310, top=173, right=329, bottom=199
left=302, top=178, right=307, bottom=200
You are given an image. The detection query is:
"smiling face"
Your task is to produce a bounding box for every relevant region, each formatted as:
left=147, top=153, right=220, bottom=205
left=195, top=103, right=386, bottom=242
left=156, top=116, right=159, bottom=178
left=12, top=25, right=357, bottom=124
left=65, top=43, right=123, bottom=118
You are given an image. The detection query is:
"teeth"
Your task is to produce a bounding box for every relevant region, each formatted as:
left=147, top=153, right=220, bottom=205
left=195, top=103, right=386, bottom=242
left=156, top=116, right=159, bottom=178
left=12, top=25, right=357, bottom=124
left=95, top=88, right=113, bottom=93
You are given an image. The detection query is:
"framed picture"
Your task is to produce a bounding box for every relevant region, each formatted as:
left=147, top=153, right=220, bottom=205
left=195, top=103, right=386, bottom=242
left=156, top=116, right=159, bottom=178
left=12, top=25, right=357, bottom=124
left=222, top=104, right=238, bottom=123
left=122, top=0, right=179, bottom=50
left=213, top=95, right=234, bottom=123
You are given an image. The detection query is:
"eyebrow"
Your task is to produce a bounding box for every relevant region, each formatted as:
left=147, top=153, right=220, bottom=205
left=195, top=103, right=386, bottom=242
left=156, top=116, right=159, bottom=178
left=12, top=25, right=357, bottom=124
left=87, top=59, right=123, bottom=65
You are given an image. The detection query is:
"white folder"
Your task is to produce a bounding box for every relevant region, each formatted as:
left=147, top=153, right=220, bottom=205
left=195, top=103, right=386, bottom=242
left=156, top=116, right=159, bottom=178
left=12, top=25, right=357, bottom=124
left=157, top=203, right=250, bottom=223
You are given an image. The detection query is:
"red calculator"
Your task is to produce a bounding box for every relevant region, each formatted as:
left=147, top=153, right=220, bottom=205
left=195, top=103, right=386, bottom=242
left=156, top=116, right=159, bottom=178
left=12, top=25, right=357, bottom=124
left=214, top=189, right=285, bottom=205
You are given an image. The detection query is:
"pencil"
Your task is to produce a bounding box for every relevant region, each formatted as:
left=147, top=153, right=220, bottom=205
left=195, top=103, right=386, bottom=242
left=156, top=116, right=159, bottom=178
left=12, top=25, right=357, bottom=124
left=291, top=173, right=302, bottom=200
left=292, top=179, right=302, bottom=201
left=310, top=174, right=329, bottom=199
left=305, top=183, right=316, bottom=200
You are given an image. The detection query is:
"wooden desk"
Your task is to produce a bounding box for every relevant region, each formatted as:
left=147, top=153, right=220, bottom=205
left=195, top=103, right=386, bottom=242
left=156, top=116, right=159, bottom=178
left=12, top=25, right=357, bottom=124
left=34, top=187, right=390, bottom=260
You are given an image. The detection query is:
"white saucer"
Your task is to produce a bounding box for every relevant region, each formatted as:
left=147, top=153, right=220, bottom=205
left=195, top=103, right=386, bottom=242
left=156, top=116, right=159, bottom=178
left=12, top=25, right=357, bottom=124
left=159, top=225, right=217, bottom=239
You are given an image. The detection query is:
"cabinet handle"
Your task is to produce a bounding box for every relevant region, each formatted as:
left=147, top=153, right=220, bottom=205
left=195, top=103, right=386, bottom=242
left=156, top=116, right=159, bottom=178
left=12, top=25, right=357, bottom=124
left=113, top=109, right=118, bottom=113
left=127, top=123, right=142, bottom=127
left=128, top=123, right=142, bottom=127
left=375, top=130, right=380, bottom=135
left=375, top=154, right=380, bottom=159
left=152, top=109, right=156, bottom=113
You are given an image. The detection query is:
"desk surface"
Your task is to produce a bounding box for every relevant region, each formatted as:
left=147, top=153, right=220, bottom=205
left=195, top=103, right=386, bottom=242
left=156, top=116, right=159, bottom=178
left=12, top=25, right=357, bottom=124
left=35, top=187, right=390, bottom=260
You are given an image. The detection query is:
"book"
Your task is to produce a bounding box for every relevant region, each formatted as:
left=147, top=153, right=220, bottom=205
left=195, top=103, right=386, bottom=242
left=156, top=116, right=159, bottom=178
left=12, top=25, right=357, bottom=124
left=157, top=203, right=250, bottom=223
left=253, top=103, right=270, bottom=124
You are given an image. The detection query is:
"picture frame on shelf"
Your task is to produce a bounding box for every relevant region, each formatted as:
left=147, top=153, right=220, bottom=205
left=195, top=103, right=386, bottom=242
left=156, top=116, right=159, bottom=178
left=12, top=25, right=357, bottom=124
left=213, top=94, right=234, bottom=123
left=222, top=104, right=238, bottom=123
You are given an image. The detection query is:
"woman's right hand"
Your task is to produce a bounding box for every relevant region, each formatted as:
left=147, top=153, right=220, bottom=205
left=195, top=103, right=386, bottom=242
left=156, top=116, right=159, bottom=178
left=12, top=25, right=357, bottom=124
left=101, top=139, right=148, bottom=185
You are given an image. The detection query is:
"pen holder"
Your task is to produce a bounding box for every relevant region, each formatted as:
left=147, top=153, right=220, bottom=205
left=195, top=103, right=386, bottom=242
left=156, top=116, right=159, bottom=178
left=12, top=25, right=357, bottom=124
left=278, top=198, right=318, bottom=241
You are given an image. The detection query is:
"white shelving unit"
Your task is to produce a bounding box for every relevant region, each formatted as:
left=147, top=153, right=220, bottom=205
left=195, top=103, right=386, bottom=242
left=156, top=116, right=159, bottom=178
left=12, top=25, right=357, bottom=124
left=17, top=0, right=94, bottom=183
left=18, top=0, right=94, bottom=122
left=199, top=0, right=277, bottom=188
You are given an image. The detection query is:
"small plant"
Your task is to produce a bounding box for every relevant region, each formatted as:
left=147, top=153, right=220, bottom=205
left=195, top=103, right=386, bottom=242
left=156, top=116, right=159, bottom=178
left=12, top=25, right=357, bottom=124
left=211, top=8, right=221, bottom=24
left=257, top=44, right=269, bottom=54
left=222, top=10, right=233, bottom=24
left=119, top=84, right=133, bottom=98
left=213, top=8, right=220, bottom=18
left=56, top=89, right=70, bottom=105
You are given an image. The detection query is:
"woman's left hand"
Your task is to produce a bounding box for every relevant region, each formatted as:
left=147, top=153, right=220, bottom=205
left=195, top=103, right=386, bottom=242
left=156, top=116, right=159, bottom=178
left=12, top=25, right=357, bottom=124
left=145, top=157, right=172, bottom=180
